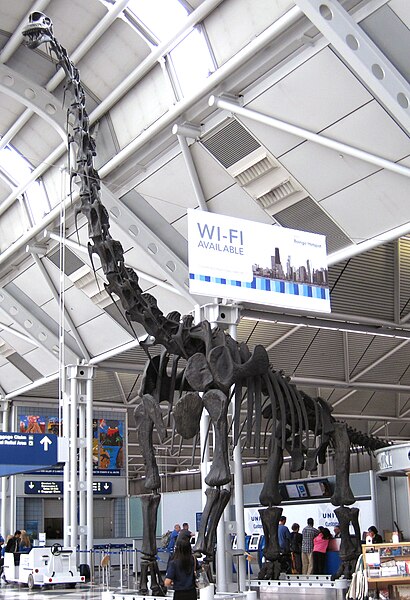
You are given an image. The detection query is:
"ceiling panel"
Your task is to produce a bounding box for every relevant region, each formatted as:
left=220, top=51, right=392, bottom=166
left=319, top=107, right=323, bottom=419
left=247, top=48, right=371, bottom=144
left=0, top=361, right=32, bottom=393
left=321, top=160, right=410, bottom=242
left=76, top=312, right=133, bottom=356
left=279, top=101, right=410, bottom=202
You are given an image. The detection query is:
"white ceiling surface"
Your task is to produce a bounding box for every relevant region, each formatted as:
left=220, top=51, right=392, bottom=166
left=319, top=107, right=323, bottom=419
left=0, top=0, right=409, bottom=477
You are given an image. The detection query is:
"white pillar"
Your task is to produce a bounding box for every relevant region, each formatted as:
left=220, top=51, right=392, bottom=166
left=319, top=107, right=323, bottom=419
left=8, top=403, right=17, bottom=535
left=86, top=374, right=94, bottom=559
left=0, top=399, right=9, bottom=537
left=62, top=385, right=71, bottom=547
left=69, top=367, right=78, bottom=547
left=66, top=365, right=94, bottom=561
left=79, top=384, right=86, bottom=561
left=230, top=318, right=246, bottom=592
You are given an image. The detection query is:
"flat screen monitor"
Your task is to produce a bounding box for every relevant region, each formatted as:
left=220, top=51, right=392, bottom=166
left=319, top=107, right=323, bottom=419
left=296, top=483, right=308, bottom=498
left=249, top=535, right=260, bottom=550
left=285, top=484, right=300, bottom=499
left=285, top=482, right=309, bottom=499
left=306, top=480, right=330, bottom=498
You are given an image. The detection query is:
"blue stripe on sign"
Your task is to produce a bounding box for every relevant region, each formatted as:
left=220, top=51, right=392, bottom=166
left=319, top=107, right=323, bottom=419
left=191, top=273, right=329, bottom=301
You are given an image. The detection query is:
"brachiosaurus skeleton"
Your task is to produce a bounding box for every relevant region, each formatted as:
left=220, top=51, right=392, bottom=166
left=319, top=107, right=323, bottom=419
left=22, top=12, right=389, bottom=593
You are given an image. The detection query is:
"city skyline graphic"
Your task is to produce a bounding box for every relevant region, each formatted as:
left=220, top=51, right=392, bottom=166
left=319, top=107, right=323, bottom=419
left=252, top=246, right=328, bottom=288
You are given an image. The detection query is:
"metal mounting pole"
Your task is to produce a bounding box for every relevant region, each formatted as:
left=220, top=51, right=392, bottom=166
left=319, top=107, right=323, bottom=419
left=0, top=398, right=9, bottom=537
left=203, top=302, right=245, bottom=592
left=66, top=364, right=95, bottom=557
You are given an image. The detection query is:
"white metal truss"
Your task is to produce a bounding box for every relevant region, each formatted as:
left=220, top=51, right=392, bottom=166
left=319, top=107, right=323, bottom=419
left=30, top=251, right=90, bottom=361
left=100, top=183, right=197, bottom=303
left=64, top=364, right=95, bottom=559
left=294, top=0, right=410, bottom=134
left=0, top=64, right=67, bottom=145
left=0, top=284, right=79, bottom=363
left=208, top=96, right=410, bottom=179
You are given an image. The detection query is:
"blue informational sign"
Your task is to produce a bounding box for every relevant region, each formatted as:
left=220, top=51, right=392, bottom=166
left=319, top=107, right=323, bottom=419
left=24, top=480, right=112, bottom=495
left=0, top=433, right=58, bottom=477
left=25, top=480, right=63, bottom=495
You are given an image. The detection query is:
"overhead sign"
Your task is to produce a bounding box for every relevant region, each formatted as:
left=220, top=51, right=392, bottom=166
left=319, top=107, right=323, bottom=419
left=24, top=480, right=112, bottom=495
left=93, top=481, right=112, bottom=495
left=0, top=433, right=58, bottom=477
left=187, top=210, right=330, bottom=312
left=25, top=480, right=62, bottom=495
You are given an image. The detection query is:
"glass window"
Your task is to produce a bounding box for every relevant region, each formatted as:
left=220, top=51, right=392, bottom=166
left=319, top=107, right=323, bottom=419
left=121, top=0, right=215, bottom=97
left=0, top=145, right=50, bottom=225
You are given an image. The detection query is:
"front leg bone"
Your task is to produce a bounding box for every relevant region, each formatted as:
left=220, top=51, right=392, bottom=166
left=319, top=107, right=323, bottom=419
left=203, top=389, right=231, bottom=487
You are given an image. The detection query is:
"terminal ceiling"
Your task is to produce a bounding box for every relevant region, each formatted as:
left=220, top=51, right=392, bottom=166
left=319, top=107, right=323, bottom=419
left=0, top=0, right=409, bottom=480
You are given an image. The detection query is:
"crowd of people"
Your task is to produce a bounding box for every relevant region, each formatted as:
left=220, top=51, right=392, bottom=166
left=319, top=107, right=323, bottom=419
left=278, top=517, right=382, bottom=575
left=0, top=530, right=32, bottom=572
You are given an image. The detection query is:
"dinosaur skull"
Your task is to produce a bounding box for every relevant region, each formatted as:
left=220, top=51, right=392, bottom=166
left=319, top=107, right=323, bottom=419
left=22, top=12, right=54, bottom=49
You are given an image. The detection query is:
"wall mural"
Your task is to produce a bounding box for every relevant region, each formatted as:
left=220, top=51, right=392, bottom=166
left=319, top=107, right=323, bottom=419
left=20, top=414, right=124, bottom=473
left=22, top=12, right=390, bottom=595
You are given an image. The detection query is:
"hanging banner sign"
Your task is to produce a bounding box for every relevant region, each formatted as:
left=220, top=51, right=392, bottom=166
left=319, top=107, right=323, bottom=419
left=24, top=480, right=113, bottom=495
left=187, top=210, right=330, bottom=312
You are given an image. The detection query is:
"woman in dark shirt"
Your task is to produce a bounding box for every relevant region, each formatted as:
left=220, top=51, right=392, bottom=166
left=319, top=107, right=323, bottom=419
left=368, top=526, right=383, bottom=544
left=164, top=537, right=198, bottom=600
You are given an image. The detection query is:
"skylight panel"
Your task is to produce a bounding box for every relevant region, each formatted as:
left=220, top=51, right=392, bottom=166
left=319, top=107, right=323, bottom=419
left=126, top=0, right=215, bottom=97
left=170, top=28, right=215, bottom=97
left=0, top=145, right=50, bottom=225
left=25, top=180, right=51, bottom=224
left=128, top=0, right=187, bottom=40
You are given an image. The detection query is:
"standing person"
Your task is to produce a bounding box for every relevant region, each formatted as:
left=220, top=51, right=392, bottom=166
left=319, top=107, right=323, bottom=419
left=19, top=530, right=32, bottom=553
left=167, top=524, right=181, bottom=554
left=301, top=518, right=319, bottom=575
left=333, top=525, right=341, bottom=538
left=367, top=526, right=383, bottom=544
left=278, top=516, right=292, bottom=573
left=290, top=523, right=303, bottom=574
left=178, top=523, right=192, bottom=541
left=5, top=530, right=21, bottom=553
left=312, top=527, right=332, bottom=574
left=164, top=537, right=198, bottom=600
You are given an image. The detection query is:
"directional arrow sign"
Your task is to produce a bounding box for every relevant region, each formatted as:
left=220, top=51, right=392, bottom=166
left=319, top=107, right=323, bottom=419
left=0, top=433, right=58, bottom=477
left=24, top=480, right=112, bottom=495
left=40, top=436, right=53, bottom=451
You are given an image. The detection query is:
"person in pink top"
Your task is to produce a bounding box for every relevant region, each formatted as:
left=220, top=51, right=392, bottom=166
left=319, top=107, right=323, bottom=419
left=312, top=527, right=332, bottom=574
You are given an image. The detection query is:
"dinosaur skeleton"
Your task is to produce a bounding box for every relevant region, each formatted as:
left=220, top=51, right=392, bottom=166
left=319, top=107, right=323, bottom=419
left=23, top=12, right=389, bottom=593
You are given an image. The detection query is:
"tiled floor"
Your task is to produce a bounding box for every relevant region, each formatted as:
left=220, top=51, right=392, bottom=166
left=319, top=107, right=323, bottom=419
left=0, top=574, right=140, bottom=599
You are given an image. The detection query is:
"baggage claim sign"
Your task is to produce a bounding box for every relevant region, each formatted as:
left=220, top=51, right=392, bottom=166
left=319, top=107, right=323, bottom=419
left=187, top=210, right=330, bottom=312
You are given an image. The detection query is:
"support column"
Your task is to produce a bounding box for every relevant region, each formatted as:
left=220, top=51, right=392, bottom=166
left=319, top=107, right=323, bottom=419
left=0, top=398, right=10, bottom=537
left=66, top=364, right=95, bottom=560
left=203, top=302, right=244, bottom=592
left=9, top=403, right=17, bottom=535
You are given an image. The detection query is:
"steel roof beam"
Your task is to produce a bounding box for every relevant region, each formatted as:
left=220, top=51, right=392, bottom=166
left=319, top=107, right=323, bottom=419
left=292, top=376, right=410, bottom=393
left=30, top=252, right=90, bottom=361
left=0, top=284, right=79, bottom=364
left=350, top=339, right=410, bottom=382
left=0, top=6, right=303, bottom=235
left=0, top=0, right=51, bottom=64
left=209, top=96, right=410, bottom=179
left=241, top=309, right=410, bottom=340
left=0, top=64, right=66, bottom=144
left=0, top=0, right=130, bottom=152
left=294, top=0, right=410, bottom=135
